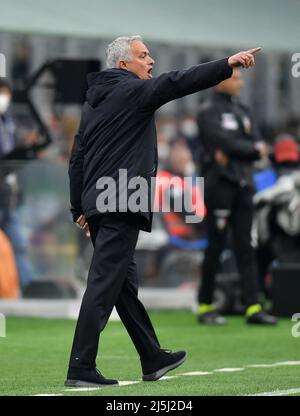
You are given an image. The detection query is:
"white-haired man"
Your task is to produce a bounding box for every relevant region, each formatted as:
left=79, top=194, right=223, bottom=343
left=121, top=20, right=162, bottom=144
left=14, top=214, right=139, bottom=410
left=66, top=35, right=261, bottom=387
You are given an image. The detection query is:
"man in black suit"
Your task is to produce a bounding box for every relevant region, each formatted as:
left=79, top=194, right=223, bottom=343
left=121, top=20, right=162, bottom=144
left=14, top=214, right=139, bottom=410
left=66, top=35, right=260, bottom=387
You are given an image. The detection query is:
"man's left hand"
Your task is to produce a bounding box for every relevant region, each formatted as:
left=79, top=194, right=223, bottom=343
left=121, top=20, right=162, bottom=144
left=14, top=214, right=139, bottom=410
left=76, top=214, right=90, bottom=238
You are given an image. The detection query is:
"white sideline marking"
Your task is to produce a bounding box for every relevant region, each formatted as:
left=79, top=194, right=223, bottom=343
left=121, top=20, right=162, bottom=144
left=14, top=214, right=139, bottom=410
left=118, top=381, right=140, bottom=386
left=214, top=368, right=244, bottom=372
left=180, top=371, right=213, bottom=376
left=250, top=387, right=300, bottom=396
left=64, top=387, right=102, bottom=392
left=64, top=381, right=139, bottom=392
left=159, top=375, right=178, bottom=380
left=31, top=359, right=300, bottom=396
left=248, top=361, right=300, bottom=368
left=248, top=364, right=279, bottom=368
left=273, top=361, right=300, bottom=366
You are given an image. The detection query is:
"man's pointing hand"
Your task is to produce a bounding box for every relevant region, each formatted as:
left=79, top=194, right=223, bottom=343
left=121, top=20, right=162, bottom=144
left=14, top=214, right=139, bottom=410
left=228, top=47, right=262, bottom=69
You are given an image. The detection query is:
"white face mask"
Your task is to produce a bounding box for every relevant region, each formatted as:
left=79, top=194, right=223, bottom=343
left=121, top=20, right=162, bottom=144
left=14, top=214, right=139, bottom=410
left=162, top=124, right=177, bottom=140
left=0, top=94, right=11, bottom=114
left=180, top=120, right=198, bottom=138
left=184, top=161, right=196, bottom=176
left=158, top=143, right=170, bottom=160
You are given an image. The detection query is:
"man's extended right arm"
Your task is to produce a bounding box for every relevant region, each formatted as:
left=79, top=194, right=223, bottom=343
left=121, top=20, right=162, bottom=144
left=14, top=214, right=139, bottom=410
left=131, top=47, right=262, bottom=111
left=134, top=58, right=233, bottom=111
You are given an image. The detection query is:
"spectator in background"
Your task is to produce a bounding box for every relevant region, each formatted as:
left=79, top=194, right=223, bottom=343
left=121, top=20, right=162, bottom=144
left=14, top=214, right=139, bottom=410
left=0, top=81, right=16, bottom=157
left=155, top=141, right=204, bottom=240
left=255, top=133, right=300, bottom=295
left=156, top=116, right=178, bottom=167
left=179, top=114, right=200, bottom=162
left=0, top=79, right=34, bottom=291
left=272, top=134, right=300, bottom=174
left=0, top=78, right=51, bottom=161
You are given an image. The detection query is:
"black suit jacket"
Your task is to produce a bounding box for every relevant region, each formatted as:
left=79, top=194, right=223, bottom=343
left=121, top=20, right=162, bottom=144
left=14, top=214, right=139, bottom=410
left=197, top=91, right=261, bottom=188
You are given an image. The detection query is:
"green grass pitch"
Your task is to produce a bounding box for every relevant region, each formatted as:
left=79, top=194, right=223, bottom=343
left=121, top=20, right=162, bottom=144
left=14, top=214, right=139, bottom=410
left=0, top=310, right=300, bottom=396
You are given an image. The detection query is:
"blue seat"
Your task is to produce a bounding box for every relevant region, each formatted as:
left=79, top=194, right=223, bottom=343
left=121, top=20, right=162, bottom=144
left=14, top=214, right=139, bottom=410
left=254, top=169, right=278, bottom=192
left=169, top=236, right=208, bottom=250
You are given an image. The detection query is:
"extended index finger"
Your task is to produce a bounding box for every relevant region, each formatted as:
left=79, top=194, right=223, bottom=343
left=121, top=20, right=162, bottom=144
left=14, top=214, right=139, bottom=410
left=247, top=47, right=262, bottom=55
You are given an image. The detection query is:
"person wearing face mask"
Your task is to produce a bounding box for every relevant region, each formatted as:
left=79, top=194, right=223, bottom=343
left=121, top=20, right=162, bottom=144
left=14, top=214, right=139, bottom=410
left=0, top=79, right=50, bottom=161
left=196, top=68, right=278, bottom=326
left=0, top=91, right=11, bottom=114
left=0, top=80, right=34, bottom=292
left=0, top=81, right=16, bottom=157
left=179, top=115, right=200, bottom=161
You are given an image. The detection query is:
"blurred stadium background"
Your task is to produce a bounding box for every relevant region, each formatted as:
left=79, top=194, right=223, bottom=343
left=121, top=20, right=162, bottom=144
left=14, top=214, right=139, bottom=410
left=0, top=0, right=300, bottom=396
left=0, top=0, right=300, bottom=313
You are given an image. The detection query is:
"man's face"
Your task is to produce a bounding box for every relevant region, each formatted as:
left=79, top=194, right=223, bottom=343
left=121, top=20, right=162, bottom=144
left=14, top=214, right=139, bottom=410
left=119, top=40, right=155, bottom=80
left=170, top=144, right=193, bottom=175
left=216, top=68, right=243, bottom=96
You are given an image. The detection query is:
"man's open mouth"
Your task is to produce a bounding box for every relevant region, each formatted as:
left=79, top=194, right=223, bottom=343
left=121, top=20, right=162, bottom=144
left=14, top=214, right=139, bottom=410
left=147, top=67, right=153, bottom=78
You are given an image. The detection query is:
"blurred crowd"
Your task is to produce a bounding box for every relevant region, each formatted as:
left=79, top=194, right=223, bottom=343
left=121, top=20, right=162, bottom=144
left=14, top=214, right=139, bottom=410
left=0, top=71, right=300, bottom=302
left=0, top=78, right=80, bottom=297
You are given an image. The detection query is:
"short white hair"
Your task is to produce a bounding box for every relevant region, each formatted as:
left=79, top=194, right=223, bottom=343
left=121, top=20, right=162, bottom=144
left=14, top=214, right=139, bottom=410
left=106, top=35, right=143, bottom=69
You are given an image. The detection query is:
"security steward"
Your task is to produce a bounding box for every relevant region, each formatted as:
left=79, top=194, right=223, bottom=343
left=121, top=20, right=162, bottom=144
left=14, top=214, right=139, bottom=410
left=197, top=67, right=277, bottom=325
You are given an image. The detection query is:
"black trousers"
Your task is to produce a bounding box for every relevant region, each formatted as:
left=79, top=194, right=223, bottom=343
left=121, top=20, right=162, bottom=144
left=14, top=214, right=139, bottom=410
left=68, top=213, right=161, bottom=370
left=198, top=178, right=259, bottom=307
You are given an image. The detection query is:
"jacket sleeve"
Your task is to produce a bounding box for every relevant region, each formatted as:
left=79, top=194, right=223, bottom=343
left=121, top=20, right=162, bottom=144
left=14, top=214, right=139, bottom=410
left=68, top=107, right=86, bottom=222
left=133, top=58, right=232, bottom=111
left=199, top=109, right=260, bottom=160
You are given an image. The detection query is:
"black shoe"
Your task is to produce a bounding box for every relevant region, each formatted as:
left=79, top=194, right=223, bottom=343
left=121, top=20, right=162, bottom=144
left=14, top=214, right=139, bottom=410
left=141, top=349, right=186, bottom=381
left=197, top=311, right=227, bottom=325
left=246, top=310, right=278, bottom=325
left=65, top=367, right=118, bottom=387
